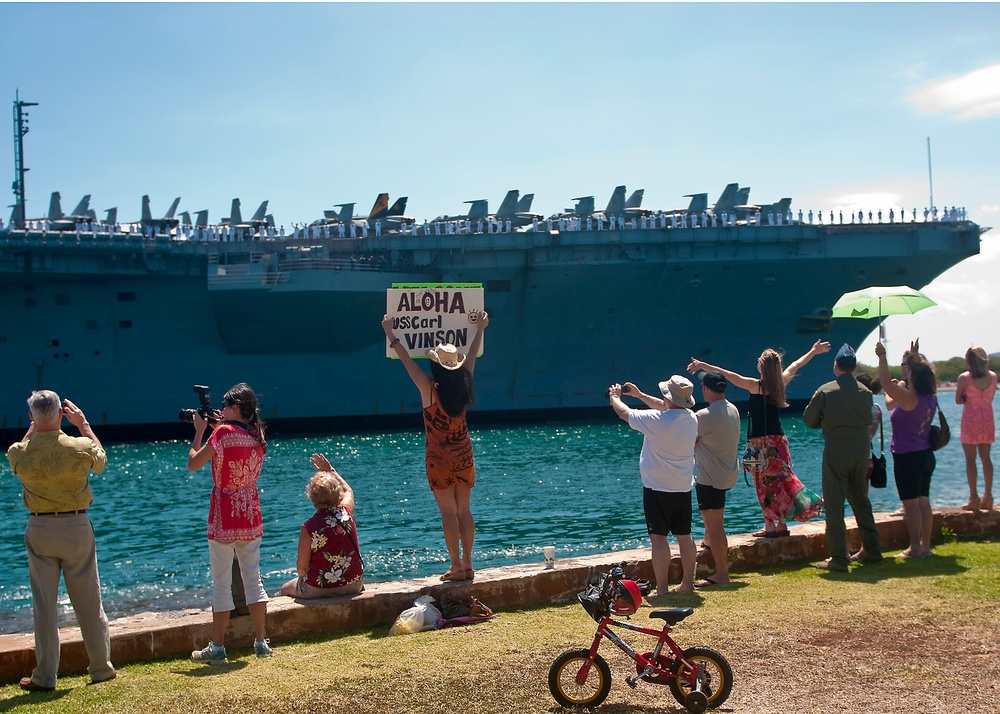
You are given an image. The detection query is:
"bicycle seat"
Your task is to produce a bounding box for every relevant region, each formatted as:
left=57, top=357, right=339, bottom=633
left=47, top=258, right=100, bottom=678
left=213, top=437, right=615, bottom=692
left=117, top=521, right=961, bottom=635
left=649, top=607, right=693, bottom=624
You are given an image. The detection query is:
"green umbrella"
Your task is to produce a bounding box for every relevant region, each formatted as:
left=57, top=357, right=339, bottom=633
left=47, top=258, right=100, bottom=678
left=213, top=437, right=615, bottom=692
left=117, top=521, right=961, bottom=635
left=831, top=285, right=937, bottom=321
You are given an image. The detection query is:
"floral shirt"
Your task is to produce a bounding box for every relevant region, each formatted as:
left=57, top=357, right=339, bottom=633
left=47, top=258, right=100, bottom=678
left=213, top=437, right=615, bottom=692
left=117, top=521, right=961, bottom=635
left=303, top=506, right=363, bottom=589
left=206, top=423, right=264, bottom=541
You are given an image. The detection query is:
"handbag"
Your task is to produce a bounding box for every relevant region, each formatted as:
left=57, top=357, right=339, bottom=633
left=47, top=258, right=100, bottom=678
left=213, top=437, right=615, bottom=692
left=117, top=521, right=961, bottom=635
left=741, top=395, right=766, bottom=485
left=869, top=412, right=887, bottom=488
left=928, top=397, right=951, bottom=451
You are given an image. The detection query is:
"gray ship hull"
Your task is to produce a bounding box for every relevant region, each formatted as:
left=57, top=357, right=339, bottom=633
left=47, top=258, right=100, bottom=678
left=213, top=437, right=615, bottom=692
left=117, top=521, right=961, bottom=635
left=0, top=220, right=982, bottom=440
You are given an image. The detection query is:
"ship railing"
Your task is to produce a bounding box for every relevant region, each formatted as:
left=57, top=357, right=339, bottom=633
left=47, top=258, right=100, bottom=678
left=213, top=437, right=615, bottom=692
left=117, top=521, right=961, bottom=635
left=206, top=257, right=395, bottom=289
left=275, top=257, right=393, bottom=273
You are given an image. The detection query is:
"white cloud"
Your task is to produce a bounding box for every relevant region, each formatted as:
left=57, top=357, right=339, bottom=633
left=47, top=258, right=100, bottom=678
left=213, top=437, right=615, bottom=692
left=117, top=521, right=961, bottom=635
left=909, top=63, right=1000, bottom=120
left=978, top=203, right=1000, bottom=216
left=830, top=192, right=903, bottom=214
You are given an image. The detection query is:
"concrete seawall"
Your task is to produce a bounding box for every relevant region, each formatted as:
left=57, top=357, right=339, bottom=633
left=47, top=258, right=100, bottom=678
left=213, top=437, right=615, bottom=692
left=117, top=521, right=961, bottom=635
left=2, top=507, right=997, bottom=683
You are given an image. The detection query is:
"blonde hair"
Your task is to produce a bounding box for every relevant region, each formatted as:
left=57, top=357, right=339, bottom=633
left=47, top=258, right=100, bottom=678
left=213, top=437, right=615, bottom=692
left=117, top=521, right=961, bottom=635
left=305, top=471, right=345, bottom=510
left=759, top=349, right=788, bottom=408
left=966, top=346, right=990, bottom=379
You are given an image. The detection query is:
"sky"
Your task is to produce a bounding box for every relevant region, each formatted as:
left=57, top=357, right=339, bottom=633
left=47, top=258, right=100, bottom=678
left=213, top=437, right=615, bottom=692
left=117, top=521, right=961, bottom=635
left=1, top=2, right=998, bottom=361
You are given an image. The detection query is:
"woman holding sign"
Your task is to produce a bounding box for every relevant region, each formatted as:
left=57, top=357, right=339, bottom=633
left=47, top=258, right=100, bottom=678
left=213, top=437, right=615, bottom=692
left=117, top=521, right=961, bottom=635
left=381, top=311, right=489, bottom=581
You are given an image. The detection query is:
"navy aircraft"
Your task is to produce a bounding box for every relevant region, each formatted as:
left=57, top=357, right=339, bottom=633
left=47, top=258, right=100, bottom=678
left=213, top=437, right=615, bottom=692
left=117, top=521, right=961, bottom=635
left=549, top=185, right=628, bottom=224
left=432, top=188, right=532, bottom=228
left=101, top=207, right=117, bottom=225
left=367, top=194, right=413, bottom=231
left=311, top=193, right=405, bottom=230
left=140, top=195, right=181, bottom=231
left=736, top=196, right=792, bottom=222
left=511, top=193, right=543, bottom=227
left=667, top=183, right=746, bottom=219
left=221, top=199, right=273, bottom=232
left=32, top=192, right=94, bottom=230
left=433, top=198, right=490, bottom=224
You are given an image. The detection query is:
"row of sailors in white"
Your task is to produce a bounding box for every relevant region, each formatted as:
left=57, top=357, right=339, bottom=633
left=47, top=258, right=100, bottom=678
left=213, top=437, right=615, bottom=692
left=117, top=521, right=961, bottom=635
left=3, top=205, right=971, bottom=238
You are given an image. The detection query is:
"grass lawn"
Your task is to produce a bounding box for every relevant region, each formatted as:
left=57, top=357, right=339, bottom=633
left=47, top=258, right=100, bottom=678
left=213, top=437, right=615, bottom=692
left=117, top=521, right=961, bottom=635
left=2, top=536, right=998, bottom=714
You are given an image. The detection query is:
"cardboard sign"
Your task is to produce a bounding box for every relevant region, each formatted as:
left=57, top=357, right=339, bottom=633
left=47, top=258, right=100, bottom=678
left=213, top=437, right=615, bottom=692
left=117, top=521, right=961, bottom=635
left=386, top=284, right=484, bottom=359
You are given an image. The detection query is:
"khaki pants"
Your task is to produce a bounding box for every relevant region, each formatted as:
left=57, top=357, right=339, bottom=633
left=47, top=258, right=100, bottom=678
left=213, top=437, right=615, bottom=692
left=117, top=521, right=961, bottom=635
left=25, top=514, right=114, bottom=686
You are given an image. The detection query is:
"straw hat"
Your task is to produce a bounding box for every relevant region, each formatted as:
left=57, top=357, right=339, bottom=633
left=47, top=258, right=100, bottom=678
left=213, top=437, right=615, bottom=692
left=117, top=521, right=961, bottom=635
left=427, top=343, right=466, bottom=370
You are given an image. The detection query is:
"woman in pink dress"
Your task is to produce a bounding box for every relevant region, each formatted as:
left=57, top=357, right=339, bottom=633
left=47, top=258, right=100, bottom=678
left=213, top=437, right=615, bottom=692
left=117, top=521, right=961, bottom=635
left=956, top=346, right=996, bottom=512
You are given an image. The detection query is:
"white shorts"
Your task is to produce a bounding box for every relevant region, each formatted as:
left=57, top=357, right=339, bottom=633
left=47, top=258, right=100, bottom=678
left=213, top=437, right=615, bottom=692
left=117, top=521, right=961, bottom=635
left=208, top=538, right=269, bottom=612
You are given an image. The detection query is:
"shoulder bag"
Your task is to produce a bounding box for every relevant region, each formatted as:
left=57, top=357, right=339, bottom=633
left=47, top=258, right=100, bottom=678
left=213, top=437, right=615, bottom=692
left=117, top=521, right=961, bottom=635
left=869, top=409, right=887, bottom=489
left=929, top=396, right=951, bottom=451
left=741, top=393, right=766, bottom=484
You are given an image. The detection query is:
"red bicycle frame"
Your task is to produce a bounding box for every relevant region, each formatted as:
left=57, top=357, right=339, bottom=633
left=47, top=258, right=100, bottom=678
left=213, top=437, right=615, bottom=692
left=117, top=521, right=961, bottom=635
left=577, top=615, right=692, bottom=688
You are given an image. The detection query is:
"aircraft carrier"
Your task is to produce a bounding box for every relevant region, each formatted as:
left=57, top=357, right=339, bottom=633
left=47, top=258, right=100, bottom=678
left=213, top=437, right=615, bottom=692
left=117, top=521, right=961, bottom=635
left=0, top=211, right=985, bottom=441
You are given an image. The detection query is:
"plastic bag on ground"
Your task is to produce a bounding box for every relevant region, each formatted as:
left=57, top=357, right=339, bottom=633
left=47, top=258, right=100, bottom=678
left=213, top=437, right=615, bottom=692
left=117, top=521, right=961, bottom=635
left=389, top=594, right=442, bottom=636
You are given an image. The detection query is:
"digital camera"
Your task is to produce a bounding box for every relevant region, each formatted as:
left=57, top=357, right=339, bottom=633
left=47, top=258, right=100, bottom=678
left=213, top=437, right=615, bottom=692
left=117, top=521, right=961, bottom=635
left=178, top=385, right=222, bottom=424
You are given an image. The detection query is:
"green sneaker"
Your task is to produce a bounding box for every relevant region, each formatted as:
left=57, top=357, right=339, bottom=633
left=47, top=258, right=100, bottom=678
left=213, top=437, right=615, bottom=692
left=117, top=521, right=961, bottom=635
left=254, top=639, right=273, bottom=658
left=191, top=642, right=228, bottom=664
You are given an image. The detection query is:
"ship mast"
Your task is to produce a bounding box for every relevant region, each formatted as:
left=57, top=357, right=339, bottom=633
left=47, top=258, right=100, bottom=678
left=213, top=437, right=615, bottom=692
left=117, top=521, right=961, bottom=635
left=11, top=90, right=38, bottom=229
left=926, top=136, right=934, bottom=212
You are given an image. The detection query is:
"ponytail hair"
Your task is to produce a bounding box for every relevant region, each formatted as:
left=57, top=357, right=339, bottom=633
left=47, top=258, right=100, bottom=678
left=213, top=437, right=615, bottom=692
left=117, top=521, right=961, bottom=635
left=758, top=349, right=789, bottom=408
left=223, top=382, right=268, bottom=453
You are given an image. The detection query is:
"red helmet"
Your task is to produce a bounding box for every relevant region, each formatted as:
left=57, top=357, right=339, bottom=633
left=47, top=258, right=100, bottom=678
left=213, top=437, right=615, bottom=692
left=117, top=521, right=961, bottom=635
left=609, top=579, right=643, bottom=616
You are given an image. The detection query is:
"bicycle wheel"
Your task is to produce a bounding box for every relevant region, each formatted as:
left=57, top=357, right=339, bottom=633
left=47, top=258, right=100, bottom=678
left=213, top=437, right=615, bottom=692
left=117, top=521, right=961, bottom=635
left=548, top=648, right=612, bottom=708
left=668, top=646, right=733, bottom=710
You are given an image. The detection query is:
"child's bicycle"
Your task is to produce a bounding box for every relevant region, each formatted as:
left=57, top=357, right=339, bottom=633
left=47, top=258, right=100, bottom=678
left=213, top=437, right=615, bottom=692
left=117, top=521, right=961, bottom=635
left=548, top=563, right=732, bottom=713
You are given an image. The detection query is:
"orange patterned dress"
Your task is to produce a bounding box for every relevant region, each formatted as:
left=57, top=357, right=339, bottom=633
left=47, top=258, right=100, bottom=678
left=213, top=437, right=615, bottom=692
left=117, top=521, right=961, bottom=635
left=422, top=385, right=476, bottom=490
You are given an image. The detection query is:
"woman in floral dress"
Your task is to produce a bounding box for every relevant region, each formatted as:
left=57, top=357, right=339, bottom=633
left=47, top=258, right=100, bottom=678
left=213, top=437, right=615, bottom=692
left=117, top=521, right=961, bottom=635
left=188, top=382, right=272, bottom=662
left=688, top=340, right=827, bottom=537
left=281, top=453, right=364, bottom=598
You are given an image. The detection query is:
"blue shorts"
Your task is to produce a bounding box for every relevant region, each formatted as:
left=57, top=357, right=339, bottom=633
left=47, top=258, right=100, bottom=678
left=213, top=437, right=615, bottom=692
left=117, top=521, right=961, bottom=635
left=643, top=487, right=692, bottom=537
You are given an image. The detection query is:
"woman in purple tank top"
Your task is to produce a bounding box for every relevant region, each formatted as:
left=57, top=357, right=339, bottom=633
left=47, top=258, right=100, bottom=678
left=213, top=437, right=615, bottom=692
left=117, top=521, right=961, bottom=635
left=876, top=340, right=937, bottom=558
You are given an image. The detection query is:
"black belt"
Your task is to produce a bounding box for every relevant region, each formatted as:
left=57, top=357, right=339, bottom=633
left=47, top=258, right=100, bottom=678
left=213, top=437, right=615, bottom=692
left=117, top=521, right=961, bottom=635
left=30, top=509, right=87, bottom=516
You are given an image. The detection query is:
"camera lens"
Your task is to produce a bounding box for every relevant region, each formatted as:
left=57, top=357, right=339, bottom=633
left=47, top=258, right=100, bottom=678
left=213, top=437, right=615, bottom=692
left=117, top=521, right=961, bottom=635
left=178, top=409, right=196, bottom=423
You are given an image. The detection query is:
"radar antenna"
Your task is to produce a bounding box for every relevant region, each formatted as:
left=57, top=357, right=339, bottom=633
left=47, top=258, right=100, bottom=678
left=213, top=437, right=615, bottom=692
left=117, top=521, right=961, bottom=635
left=11, top=90, right=38, bottom=229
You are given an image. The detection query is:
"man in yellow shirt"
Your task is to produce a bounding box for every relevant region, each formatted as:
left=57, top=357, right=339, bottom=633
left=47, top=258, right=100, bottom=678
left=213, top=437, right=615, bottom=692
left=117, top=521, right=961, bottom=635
left=6, top=390, right=116, bottom=691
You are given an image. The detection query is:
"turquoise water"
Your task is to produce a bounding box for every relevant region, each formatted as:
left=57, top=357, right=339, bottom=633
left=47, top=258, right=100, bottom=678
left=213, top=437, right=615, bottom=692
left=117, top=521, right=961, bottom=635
left=0, top=397, right=988, bottom=633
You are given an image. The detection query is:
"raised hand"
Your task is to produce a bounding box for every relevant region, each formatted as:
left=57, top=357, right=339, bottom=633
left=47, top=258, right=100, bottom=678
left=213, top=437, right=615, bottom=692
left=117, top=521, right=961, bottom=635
left=311, top=453, right=333, bottom=472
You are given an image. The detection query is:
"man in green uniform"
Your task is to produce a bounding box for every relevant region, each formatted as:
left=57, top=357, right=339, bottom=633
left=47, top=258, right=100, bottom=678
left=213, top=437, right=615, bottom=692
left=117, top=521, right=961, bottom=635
left=804, top=344, right=883, bottom=572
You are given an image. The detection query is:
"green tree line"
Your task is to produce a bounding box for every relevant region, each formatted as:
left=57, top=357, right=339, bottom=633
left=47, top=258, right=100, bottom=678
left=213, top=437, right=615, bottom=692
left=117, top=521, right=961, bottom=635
left=858, top=354, right=1000, bottom=384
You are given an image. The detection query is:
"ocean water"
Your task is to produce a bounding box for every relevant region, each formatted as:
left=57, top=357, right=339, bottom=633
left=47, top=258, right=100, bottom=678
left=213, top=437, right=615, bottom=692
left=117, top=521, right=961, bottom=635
left=0, top=397, right=989, bottom=634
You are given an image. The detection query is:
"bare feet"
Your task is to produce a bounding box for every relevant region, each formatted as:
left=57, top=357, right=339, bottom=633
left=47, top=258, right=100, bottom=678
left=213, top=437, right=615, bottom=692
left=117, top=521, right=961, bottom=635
left=897, top=548, right=924, bottom=559
left=982, top=494, right=994, bottom=511
left=669, top=584, right=695, bottom=593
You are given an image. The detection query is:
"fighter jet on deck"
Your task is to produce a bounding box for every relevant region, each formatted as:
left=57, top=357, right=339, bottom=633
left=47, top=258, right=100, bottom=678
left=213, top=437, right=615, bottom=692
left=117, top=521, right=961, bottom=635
left=139, top=196, right=181, bottom=231
left=221, top=199, right=273, bottom=232
left=31, top=192, right=94, bottom=231
left=549, top=185, right=628, bottom=224
left=511, top=193, right=543, bottom=227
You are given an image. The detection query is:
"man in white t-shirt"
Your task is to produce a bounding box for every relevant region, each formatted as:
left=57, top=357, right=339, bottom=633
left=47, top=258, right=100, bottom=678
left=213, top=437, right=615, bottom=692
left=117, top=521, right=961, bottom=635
left=610, top=376, right=698, bottom=595
left=692, top=371, right=740, bottom=587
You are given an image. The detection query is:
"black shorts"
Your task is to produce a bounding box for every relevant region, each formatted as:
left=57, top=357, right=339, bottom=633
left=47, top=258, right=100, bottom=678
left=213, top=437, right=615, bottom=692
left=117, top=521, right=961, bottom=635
left=695, top=483, right=728, bottom=511
left=643, top=487, right=692, bottom=537
left=893, top=449, right=935, bottom=500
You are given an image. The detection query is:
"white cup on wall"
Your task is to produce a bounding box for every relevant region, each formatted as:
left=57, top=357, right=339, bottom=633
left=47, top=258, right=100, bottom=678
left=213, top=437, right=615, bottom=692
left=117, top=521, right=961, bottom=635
left=543, top=545, right=555, bottom=568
